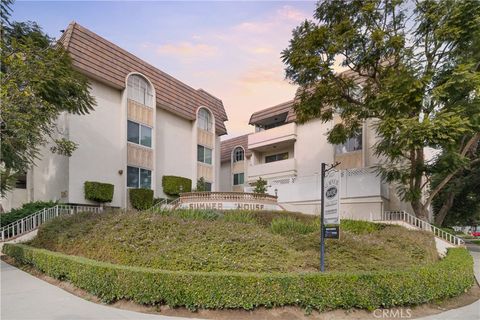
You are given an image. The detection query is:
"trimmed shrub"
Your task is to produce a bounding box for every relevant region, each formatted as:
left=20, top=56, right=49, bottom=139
left=162, top=175, right=192, bottom=196
left=84, top=181, right=114, bottom=203
left=0, top=201, right=56, bottom=227
left=129, top=188, right=154, bottom=210
left=2, top=244, right=474, bottom=311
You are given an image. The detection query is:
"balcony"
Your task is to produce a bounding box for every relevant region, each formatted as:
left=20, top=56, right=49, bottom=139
left=248, top=122, right=296, bottom=151
left=248, top=158, right=296, bottom=181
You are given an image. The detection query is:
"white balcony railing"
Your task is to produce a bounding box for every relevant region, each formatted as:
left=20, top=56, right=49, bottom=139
left=248, top=122, right=296, bottom=150
left=248, top=158, right=296, bottom=180
left=250, top=168, right=388, bottom=203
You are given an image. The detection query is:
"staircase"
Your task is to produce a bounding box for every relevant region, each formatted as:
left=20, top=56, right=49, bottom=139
left=377, top=211, right=465, bottom=246
left=148, top=198, right=180, bottom=212
left=1, top=205, right=103, bottom=242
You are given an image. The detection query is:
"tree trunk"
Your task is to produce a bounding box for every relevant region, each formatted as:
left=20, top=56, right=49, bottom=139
left=435, top=192, right=455, bottom=226
left=411, top=198, right=429, bottom=221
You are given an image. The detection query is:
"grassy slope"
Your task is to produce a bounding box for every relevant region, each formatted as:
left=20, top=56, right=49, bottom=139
left=29, top=210, right=438, bottom=273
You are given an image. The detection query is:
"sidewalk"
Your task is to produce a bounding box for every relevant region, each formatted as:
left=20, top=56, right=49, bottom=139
left=0, top=261, right=196, bottom=320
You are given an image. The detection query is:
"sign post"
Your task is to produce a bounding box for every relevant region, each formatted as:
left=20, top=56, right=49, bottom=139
left=320, top=162, right=340, bottom=272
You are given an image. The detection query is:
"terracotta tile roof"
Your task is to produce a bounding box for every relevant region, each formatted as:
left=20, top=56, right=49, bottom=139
left=249, top=100, right=296, bottom=126
left=220, top=134, right=252, bottom=163
left=59, top=22, right=228, bottom=135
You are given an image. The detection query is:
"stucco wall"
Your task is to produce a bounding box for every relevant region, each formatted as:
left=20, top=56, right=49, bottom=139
left=219, top=162, right=232, bottom=192
left=0, top=188, right=28, bottom=213
left=28, top=114, right=70, bottom=204
left=294, top=118, right=335, bottom=176
left=155, top=108, right=194, bottom=197
left=214, top=136, right=221, bottom=191
left=280, top=197, right=385, bottom=220
left=67, top=79, right=125, bottom=207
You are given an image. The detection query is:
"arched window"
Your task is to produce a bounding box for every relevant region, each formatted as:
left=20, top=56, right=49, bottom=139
left=233, top=147, right=244, bottom=162
left=127, top=74, right=153, bottom=106
left=198, top=108, right=213, bottom=132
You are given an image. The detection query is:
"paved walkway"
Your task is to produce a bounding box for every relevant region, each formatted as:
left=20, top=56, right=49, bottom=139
left=0, top=261, right=196, bottom=320
left=1, top=247, right=479, bottom=320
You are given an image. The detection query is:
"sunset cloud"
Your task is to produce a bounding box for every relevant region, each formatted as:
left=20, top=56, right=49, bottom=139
left=137, top=4, right=313, bottom=137
left=155, top=42, right=219, bottom=58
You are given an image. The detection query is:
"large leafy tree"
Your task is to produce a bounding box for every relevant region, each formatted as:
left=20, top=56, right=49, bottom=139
left=1, top=0, right=95, bottom=195
left=282, top=0, right=480, bottom=219
left=432, top=139, right=480, bottom=226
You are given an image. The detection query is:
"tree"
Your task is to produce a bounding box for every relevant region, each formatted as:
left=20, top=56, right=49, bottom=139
left=282, top=0, right=480, bottom=219
left=195, top=177, right=207, bottom=192
left=1, top=1, right=95, bottom=195
left=253, top=177, right=268, bottom=194
left=433, top=140, right=480, bottom=226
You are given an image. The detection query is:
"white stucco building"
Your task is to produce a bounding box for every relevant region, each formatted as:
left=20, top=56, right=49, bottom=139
left=1, top=22, right=228, bottom=211
left=220, top=100, right=412, bottom=219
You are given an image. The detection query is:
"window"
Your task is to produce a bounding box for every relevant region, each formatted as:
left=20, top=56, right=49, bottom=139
left=127, top=75, right=153, bottom=106
left=233, top=147, right=244, bottom=162
left=127, top=166, right=151, bottom=189
left=204, top=181, right=212, bottom=191
left=127, top=121, right=139, bottom=144
left=265, top=152, right=289, bottom=163
left=15, top=173, right=27, bottom=189
left=198, top=108, right=213, bottom=132
left=233, top=173, right=244, bottom=185
left=197, top=145, right=212, bottom=164
left=335, top=133, right=363, bottom=154
left=127, top=120, right=152, bottom=147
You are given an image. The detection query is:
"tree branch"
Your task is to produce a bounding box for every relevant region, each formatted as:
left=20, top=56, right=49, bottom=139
left=424, top=133, right=480, bottom=211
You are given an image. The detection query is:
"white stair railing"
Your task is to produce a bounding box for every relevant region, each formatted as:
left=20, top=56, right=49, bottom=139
left=1, top=205, right=103, bottom=242
left=148, top=198, right=180, bottom=212
left=380, top=211, right=465, bottom=246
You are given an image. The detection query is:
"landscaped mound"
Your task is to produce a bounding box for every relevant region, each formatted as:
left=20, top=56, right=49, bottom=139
left=3, top=210, right=474, bottom=311
left=27, top=210, right=438, bottom=272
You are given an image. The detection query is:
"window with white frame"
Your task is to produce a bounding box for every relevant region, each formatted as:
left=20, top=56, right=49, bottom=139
left=233, top=173, right=244, bottom=185
left=127, top=74, right=153, bottom=106
left=198, top=108, right=213, bottom=132
left=197, top=145, right=212, bottom=164
left=335, top=132, right=363, bottom=154
left=127, top=120, right=152, bottom=147
left=127, top=166, right=151, bottom=189
left=233, top=147, right=244, bottom=162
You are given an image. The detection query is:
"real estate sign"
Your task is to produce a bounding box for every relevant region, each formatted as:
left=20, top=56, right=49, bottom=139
left=323, top=170, right=340, bottom=225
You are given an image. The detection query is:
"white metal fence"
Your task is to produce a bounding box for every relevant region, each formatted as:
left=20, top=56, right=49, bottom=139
left=1, top=205, right=103, bottom=242
left=380, top=211, right=465, bottom=246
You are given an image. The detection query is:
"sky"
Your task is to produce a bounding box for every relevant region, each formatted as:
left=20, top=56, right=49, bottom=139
left=12, top=0, right=317, bottom=139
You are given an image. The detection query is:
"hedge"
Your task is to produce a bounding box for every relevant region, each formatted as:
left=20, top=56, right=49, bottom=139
left=129, top=188, right=154, bottom=210
left=84, top=181, right=114, bottom=203
left=1, top=201, right=56, bottom=227
left=162, top=175, right=192, bottom=196
left=2, top=244, right=474, bottom=311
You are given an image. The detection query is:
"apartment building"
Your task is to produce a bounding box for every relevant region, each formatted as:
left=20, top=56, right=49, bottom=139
left=220, top=100, right=410, bottom=219
left=1, top=22, right=228, bottom=211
